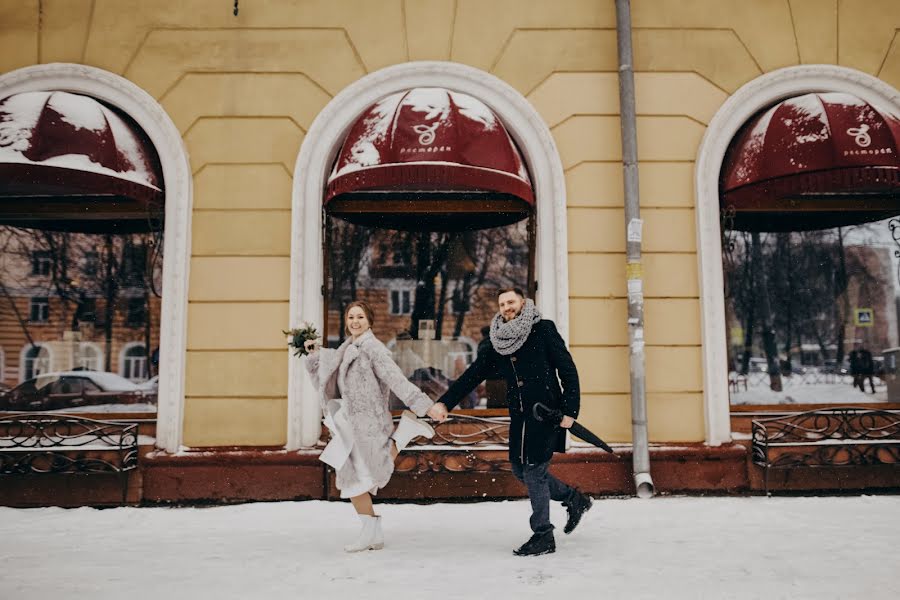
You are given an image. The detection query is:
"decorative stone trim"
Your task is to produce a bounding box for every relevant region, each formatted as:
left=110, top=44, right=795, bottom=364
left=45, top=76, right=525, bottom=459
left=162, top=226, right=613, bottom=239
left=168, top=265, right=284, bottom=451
left=289, top=61, right=569, bottom=449
left=0, top=64, right=192, bottom=452
left=695, top=65, right=900, bottom=446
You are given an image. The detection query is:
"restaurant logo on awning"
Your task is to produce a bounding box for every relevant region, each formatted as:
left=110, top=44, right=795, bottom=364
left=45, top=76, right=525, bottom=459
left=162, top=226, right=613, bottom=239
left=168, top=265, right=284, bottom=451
left=847, top=124, right=872, bottom=147
left=413, top=123, right=439, bottom=145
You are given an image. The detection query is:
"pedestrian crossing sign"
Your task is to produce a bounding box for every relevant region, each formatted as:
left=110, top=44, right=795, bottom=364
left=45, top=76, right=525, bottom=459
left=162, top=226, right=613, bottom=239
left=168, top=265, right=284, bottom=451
left=854, top=308, right=874, bottom=327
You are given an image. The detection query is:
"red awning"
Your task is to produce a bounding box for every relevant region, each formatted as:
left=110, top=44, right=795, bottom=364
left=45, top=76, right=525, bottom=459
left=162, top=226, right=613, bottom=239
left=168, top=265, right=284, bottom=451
left=325, top=88, right=533, bottom=231
left=721, top=92, right=900, bottom=231
left=0, top=91, right=163, bottom=233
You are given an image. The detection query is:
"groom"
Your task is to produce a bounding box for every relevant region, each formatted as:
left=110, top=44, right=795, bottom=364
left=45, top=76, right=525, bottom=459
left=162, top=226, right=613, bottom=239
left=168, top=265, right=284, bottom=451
left=429, top=288, right=592, bottom=556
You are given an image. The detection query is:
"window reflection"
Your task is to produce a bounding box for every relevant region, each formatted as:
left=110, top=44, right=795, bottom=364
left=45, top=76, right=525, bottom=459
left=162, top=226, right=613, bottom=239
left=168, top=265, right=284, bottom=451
left=724, top=219, right=900, bottom=405
left=0, top=226, right=161, bottom=412
left=325, top=217, right=531, bottom=409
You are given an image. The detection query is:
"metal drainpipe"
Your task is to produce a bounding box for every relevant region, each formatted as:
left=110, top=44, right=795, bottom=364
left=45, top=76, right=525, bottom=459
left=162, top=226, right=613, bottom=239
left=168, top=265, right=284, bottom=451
left=615, top=0, right=654, bottom=498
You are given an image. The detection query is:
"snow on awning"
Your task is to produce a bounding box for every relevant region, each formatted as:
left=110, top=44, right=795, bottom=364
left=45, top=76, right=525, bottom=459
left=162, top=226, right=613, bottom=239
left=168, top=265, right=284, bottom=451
left=325, top=88, right=533, bottom=231
left=0, top=91, right=163, bottom=233
left=721, top=92, right=900, bottom=232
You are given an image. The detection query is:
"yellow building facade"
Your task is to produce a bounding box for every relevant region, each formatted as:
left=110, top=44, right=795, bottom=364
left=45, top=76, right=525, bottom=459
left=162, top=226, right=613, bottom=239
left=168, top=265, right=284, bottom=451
left=3, top=1, right=900, bottom=497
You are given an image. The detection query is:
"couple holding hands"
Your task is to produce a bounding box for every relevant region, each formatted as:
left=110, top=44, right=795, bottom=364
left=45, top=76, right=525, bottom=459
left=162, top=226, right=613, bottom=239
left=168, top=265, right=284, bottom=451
left=303, top=288, right=592, bottom=557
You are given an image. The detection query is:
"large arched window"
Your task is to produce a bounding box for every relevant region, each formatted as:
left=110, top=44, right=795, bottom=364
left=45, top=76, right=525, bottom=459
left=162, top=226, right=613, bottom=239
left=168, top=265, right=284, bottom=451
left=0, top=89, right=163, bottom=411
left=695, top=65, right=900, bottom=443
left=0, top=64, right=189, bottom=449
left=721, top=92, right=900, bottom=406
left=289, top=62, right=569, bottom=448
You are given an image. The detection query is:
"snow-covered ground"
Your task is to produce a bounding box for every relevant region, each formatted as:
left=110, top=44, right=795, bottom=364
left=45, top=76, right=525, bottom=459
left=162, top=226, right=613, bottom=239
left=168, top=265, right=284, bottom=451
left=730, top=374, right=889, bottom=405
left=2, top=496, right=898, bottom=600
left=731, top=382, right=888, bottom=405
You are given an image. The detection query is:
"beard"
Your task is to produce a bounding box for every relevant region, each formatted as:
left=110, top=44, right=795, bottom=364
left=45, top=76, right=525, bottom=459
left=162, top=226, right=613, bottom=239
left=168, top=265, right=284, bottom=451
left=502, top=307, right=522, bottom=321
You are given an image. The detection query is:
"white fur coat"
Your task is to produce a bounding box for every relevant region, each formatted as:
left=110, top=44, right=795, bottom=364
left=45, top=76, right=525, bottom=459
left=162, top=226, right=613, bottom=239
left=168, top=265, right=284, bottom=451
left=305, top=330, right=433, bottom=497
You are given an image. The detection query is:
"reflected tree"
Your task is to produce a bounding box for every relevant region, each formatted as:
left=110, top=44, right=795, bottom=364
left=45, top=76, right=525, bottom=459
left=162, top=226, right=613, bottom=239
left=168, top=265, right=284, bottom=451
left=0, top=226, right=163, bottom=374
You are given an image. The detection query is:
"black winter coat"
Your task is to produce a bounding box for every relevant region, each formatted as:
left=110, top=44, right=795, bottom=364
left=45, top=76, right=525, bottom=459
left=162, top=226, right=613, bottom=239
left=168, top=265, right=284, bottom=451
left=438, top=319, right=580, bottom=465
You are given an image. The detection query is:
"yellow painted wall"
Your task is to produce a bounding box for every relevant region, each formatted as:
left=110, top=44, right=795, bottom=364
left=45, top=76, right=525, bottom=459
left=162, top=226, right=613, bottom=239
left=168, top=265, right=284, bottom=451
left=4, top=0, right=900, bottom=445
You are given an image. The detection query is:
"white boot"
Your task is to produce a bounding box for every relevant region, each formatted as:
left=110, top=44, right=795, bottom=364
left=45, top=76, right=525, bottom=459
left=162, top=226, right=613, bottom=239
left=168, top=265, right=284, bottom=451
left=344, top=514, right=384, bottom=553
left=391, top=410, right=435, bottom=452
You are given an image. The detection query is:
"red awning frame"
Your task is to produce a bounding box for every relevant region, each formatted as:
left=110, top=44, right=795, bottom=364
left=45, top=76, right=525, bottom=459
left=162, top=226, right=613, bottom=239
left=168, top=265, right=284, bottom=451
left=0, top=90, right=163, bottom=233
left=324, top=88, right=534, bottom=231
left=720, top=92, right=900, bottom=232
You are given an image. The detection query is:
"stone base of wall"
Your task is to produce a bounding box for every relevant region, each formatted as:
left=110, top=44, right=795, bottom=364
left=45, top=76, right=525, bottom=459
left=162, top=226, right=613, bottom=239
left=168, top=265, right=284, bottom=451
left=140, top=448, right=324, bottom=504
left=4, top=442, right=899, bottom=507
left=0, top=471, right=143, bottom=507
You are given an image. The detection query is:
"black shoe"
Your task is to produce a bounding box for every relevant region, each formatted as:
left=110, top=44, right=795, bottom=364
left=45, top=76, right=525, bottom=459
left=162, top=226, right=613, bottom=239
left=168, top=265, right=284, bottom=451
left=563, top=490, right=593, bottom=534
left=513, top=530, right=556, bottom=556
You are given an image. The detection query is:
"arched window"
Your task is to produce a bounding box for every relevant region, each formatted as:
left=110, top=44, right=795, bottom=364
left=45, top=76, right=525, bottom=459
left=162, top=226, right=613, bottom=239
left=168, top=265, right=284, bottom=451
left=76, top=342, right=103, bottom=371
left=720, top=93, right=900, bottom=406
left=0, top=88, right=164, bottom=408
left=21, top=344, right=50, bottom=381
left=0, top=64, right=192, bottom=452
left=289, top=62, right=569, bottom=449
left=121, top=343, right=148, bottom=381
left=696, top=65, right=900, bottom=443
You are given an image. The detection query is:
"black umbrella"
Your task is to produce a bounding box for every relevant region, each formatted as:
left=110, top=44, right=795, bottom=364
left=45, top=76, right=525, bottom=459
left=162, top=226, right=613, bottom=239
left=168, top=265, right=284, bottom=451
left=533, top=402, right=617, bottom=455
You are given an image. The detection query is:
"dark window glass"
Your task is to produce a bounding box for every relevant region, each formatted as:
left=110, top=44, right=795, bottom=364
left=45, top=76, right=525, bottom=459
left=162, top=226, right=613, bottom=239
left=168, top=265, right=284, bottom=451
left=325, top=218, right=531, bottom=410
left=126, top=297, right=147, bottom=326
left=121, top=242, right=147, bottom=286
left=31, top=251, right=52, bottom=276
left=82, top=250, right=99, bottom=277
left=76, top=297, right=97, bottom=323
left=29, top=297, right=49, bottom=322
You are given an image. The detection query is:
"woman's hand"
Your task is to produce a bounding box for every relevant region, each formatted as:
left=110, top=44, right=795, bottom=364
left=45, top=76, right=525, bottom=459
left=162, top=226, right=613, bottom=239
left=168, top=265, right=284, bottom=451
left=427, top=402, right=449, bottom=423
left=304, top=338, right=322, bottom=354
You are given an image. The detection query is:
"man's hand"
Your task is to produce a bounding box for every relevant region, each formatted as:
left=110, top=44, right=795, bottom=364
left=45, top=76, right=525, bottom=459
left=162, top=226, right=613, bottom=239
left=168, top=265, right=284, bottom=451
left=427, top=402, right=449, bottom=422
left=560, top=415, right=575, bottom=429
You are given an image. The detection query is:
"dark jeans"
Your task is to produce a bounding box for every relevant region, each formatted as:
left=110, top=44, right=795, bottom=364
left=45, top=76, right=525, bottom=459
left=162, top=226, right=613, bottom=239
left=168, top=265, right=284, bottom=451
left=510, top=459, right=574, bottom=534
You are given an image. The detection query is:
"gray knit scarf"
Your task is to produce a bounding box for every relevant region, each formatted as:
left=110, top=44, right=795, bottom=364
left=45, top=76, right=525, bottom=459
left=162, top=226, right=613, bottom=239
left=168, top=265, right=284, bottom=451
left=489, top=299, right=541, bottom=356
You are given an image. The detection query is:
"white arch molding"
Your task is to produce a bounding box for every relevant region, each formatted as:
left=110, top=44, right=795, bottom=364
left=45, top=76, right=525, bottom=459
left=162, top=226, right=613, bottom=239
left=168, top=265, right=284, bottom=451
left=695, top=65, right=900, bottom=445
left=77, top=341, right=104, bottom=371
left=19, top=343, right=53, bottom=381
left=0, top=64, right=192, bottom=452
left=289, top=61, right=570, bottom=449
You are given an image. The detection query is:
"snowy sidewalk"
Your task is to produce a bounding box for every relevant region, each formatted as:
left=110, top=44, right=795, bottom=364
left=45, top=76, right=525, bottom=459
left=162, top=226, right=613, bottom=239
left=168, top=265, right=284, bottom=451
left=2, top=495, right=898, bottom=600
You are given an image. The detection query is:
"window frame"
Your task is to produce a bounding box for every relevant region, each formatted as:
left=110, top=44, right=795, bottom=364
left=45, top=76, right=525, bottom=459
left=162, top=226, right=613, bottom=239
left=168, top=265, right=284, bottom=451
left=389, top=288, right=412, bottom=316
left=31, top=250, right=52, bottom=276
left=29, top=296, right=50, bottom=323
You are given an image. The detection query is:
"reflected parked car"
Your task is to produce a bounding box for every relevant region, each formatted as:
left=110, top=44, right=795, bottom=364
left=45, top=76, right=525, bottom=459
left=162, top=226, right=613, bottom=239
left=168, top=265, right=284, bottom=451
left=135, top=375, right=158, bottom=392
left=0, top=371, right=147, bottom=411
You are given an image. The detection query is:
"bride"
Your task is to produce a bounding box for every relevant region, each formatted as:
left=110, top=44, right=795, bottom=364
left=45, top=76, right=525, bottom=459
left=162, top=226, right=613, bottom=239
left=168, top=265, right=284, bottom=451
left=304, top=300, right=447, bottom=552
